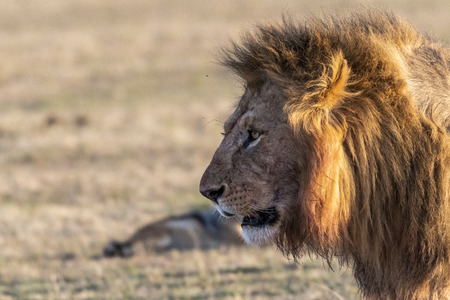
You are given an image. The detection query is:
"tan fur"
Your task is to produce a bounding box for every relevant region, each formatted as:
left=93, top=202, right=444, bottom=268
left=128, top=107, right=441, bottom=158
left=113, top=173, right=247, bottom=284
left=200, top=11, right=450, bottom=299
left=103, top=210, right=243, bottom=258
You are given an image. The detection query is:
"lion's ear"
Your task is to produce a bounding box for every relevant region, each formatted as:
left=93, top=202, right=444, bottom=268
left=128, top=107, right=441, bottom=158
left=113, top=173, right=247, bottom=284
left=314, top=51, right=351, bottom=108
left=285, top=50, right=352, bottom=136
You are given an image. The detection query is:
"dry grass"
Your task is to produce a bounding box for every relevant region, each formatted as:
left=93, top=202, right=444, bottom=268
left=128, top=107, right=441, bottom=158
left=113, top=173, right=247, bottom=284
left=0, top=0, right=448, bottom=299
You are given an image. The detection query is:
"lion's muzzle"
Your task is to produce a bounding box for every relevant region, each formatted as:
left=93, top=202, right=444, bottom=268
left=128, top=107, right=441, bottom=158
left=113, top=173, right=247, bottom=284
left=199, top=183, right=225, bottom=205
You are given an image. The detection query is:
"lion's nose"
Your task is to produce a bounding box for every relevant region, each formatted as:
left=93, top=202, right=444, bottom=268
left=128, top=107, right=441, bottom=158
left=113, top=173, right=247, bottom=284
left=200, top=185, right=225, bottom=204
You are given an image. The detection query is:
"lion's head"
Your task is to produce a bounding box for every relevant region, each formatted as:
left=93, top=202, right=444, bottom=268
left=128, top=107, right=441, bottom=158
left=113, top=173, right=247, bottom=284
left=200, top=11, right=450, bottom=299
left=200, top=58, right=356, bottom=255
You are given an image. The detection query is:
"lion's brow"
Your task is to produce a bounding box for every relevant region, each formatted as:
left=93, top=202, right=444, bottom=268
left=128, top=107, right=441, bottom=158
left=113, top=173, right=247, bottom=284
left=223, top=112, right=244, bottom=135
left=223, top=119, right=234, bottom=135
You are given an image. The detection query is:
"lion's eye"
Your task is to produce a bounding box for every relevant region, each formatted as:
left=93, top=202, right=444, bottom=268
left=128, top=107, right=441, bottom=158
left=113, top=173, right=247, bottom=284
left=249, top=130, right=260, bottom=141
left=244, top=130, right=261, bottom=148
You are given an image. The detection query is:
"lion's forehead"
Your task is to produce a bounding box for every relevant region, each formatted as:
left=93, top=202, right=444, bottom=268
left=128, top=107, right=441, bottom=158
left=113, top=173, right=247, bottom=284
left=249, top=83, right=287, bottom=116
left=225, top=84, right=288, bottom=134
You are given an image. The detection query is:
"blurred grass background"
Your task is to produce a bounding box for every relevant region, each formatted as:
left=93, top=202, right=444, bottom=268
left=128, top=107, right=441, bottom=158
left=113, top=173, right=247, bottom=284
left=0, top=0, right=448, bottom=299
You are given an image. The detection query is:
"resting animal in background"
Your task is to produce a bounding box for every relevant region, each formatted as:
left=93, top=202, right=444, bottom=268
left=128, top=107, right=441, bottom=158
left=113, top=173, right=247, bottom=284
left=200, top=11, right=450, bottom=299
left=103, top=210, right=243, bottom=258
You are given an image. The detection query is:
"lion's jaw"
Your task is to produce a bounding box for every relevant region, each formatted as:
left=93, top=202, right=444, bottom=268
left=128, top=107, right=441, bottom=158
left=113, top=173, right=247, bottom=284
left=241, top=220, right=280, bottom=245
left=214, top=200, right=281, bottom=245
left=214, top=188, right=284, bottom=245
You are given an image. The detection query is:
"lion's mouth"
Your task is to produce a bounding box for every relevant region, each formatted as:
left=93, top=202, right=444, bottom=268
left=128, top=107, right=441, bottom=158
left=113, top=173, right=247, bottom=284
left=241, top=207, right=278, bottom=228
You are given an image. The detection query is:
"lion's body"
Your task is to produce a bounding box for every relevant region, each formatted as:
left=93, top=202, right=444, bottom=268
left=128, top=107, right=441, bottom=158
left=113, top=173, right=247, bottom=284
left=200, top=11, right=450, bottom=299
left=103, top=210, right=242, bottom=258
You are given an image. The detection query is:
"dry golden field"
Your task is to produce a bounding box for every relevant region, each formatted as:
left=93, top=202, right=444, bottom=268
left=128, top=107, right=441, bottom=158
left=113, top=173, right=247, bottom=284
left=1, top=0, right=449, bottom=299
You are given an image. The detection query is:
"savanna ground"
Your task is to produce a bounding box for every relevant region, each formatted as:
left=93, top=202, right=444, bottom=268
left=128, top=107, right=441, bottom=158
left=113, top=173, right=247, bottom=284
left=0, top=1, right=448, bottom=299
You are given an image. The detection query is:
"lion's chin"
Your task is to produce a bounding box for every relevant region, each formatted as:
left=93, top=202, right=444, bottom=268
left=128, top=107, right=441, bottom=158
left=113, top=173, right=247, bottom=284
left=241, top=224, right=279, bottom=245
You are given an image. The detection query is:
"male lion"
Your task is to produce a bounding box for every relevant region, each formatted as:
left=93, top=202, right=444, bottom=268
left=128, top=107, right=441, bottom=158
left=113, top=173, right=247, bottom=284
left=200, top=11, right=450, bottom=299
